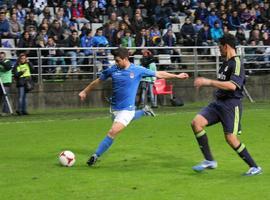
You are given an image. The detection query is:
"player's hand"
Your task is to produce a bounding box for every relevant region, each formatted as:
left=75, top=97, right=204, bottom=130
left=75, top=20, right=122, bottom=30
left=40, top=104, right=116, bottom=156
left=194, top=77, right=212, bottom=88
left=79, top=91, right=87, bottom=101
left=177, top=73, right=189, bottom=79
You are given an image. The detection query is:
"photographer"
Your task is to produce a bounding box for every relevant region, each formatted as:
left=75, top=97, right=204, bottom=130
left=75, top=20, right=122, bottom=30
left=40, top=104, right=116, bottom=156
left=139, top=50, right=157, bottom=108
left=13, top=53, right=34, bottom=115
left=0, top=52, right=12, bottom=115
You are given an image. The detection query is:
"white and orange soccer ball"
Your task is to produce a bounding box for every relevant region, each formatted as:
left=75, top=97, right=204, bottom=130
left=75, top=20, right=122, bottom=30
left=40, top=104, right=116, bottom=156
left=59, top=150, right=76, bottom=167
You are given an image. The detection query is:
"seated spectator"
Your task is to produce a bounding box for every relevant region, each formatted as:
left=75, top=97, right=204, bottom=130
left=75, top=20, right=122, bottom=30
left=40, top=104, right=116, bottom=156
left=180, top=17, right=195, bottom=46
left=228, top=10, right=241, bottom=31
left=47, top=19, right=65, bottom=45
left=80, top=29, right=93, bottom=57
left=9, top=13, right=21, bottom=39
left=133, top=12, right=147, bottom=34
left=107, top=12, right=120, bottom=30
left=17, top=31, right=37, bottom=59
left=107, top=0, right=121, bottom=17
left=235, top=27, right=247, bottom=45
left=0, top=9, right=11, bottom=39
left=193, top=19, right=203, bottom=34
left=122, top=13, right=134, bottom=33
left=65, top=30, right=85, bottom=73
left=24, top=11, right=38, bottom=31
left=162, top=29, right=181, bottom=65
left=16, top=3, right=27, bottom=25
left=80, top=22, right=91, bottom=37
left=91, top=28, right=109, bottom=71
left=194, top=2, right=209, bottom=22
left=39, top=6, right=54, bottom=24
left=120, top=0, right=134, bottom=20
left=120, top=29, right=136, bottom=56
left=103, top=22, right=117, bottom=46
left=71, top=2, right=89, bottom=26
left=206, top=9, right=221, bottom=28
left=197, top=23, right=215, bottom=55
left=210, top=21, right=224, bottom=43
left=84, top=0, right=101, bottom=23
left=135, top=27, right=152, bottom=48
left=45, top=37, right=66, bottom=74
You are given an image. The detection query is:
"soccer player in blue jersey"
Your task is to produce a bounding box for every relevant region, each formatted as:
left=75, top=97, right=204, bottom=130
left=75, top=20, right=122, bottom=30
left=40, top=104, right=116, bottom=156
left=191, top=34, right=262, bottom=176
left=79, top=47, right=189, bottom=166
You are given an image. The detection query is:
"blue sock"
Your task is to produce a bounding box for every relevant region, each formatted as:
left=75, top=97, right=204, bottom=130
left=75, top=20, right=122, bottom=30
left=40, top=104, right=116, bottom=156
left=95, top=136, right=114, bottom=157
left=133, top=110, right=145, bottom=120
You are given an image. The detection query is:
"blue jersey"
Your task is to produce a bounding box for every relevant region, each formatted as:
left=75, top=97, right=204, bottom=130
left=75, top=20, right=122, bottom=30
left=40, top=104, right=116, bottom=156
left=99, top=63, right=156, bottom=110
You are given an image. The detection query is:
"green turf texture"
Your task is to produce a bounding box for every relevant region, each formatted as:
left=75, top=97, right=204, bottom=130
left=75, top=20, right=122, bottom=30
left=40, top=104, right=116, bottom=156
left=0, top=102, right=269, bottom=199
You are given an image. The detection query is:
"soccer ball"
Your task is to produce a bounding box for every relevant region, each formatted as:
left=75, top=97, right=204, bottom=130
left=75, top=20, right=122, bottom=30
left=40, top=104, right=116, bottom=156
left=59, top=150, right=76, bottom=167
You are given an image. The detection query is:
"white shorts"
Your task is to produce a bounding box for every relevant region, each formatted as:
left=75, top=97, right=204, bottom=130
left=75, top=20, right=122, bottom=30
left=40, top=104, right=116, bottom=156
left=112, top=110, right=135, bottom=127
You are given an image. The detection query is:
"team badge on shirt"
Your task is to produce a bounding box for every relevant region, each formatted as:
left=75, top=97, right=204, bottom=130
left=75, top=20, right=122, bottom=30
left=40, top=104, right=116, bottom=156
left=130, top=72, right=135, bottom=78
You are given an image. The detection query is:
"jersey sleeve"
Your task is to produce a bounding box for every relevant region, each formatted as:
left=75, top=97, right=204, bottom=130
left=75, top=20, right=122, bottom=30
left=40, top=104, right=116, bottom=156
left=99, top=66, right=114, bottom=81
left=229, top=58, right=245, bottom=88
left=138, top=66, right=156, bottom=77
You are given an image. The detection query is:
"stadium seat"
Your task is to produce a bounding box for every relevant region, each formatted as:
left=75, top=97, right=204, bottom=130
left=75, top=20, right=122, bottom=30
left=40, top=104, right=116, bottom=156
left=153, top=79, right=174, bottom=105
left=158, top=54, right=172, bottom=65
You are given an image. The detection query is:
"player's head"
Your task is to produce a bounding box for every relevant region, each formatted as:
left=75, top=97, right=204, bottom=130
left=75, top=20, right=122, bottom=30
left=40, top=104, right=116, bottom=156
left=112, top=47, right=130, bottom=68
left=219, top=33, right=237, bottom=57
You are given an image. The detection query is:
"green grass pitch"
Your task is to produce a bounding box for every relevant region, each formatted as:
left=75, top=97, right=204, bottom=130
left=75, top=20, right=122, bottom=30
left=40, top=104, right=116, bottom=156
left=0, top=102, right=270, bottom=200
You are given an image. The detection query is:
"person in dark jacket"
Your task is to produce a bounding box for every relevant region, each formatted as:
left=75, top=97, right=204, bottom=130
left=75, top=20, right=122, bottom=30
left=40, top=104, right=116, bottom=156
left=13, top=53, right=34, bottom=115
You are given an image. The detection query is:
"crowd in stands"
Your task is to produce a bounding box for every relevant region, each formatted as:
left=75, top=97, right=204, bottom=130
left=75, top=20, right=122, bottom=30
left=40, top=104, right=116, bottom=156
left=0, top=0, right=270, bottom=73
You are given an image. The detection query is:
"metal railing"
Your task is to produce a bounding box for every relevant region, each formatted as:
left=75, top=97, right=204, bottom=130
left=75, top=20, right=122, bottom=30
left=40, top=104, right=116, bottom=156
left=1, top=45, right=270, bottom=83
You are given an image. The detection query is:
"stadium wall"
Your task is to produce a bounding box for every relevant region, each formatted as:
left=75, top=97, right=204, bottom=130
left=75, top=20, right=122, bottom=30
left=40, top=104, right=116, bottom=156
left=8, top=74, right=270, bottom=110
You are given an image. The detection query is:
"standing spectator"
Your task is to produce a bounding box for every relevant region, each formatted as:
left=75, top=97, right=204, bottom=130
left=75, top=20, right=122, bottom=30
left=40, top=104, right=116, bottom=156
left=13, top=53, right=34, bottom=116
left=65, top=30, right=85, bottom=73
left=0, top=51, right=12, bottom=115
left=139, top=50, right=157, bottom=108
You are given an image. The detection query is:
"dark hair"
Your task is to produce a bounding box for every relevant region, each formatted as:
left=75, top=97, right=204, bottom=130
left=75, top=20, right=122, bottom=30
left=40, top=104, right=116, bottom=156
left=112, top=47, right=129, bottom=59
left=219, top=33, right=236, bottom=49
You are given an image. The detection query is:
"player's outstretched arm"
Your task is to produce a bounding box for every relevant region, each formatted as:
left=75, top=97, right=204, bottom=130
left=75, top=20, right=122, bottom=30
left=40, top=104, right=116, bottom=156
left=156, top=71, right=189, bottom=79
left=194, top=77, right=236, bottom=90
left=79, top=78, right=102, bottom=101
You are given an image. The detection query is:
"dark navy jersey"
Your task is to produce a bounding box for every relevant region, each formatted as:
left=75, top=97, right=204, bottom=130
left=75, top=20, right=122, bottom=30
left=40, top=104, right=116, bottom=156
left=215, top=56, right=245, bottom=99
left=99, top=63, right=156, bottom=110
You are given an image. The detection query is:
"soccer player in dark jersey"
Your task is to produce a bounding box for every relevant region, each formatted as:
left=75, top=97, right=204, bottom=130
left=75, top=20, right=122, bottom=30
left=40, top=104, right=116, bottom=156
left=191, top=33, right=262, bottom=176
left=79, top=47, right=189, bottom=166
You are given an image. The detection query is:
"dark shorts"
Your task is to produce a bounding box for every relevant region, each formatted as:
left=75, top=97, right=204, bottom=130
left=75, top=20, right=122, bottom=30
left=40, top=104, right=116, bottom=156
left=199, top=98, right=242, bottom=134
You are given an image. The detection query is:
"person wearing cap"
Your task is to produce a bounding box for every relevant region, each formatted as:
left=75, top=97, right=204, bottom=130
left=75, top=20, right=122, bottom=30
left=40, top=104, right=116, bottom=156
left=0, top=51, right=12, bottom=115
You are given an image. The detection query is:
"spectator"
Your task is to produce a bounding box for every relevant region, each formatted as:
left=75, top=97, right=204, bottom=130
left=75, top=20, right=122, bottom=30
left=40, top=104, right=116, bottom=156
left=228, top=10, right=241, bottom=30
left=121, top=13, right=134, bottom=33
left=0, top=9, right=10, bottom=38
left=139, top=50, right=157, bottom=108
left=39, top=6, right=53, bottom=24
left=24, top=11, right=38, bottom=31
left=65, top=30, right=85, bottom=73
left=162, top=29, right=181, bottom=64
left=45, top=37, right=66, bottom=74
left=120, top=29, right=136, bottom=56
left=194, top=2, right=209, bottom=22
left=17, top=31, right=36, bottom=59
left=133, top=12, right=147, bottom=34
left=64, top=0, right=73, bottom=23
left=55, top=7, right=69, bottom=30
left=114, top=22, right=128, bottom=46
left=197, top=23, right=214, bottom=54
left=206, top=9, right=221, bottom=28
left=13, top=53, right=34, bottom=116
left=120, top=0, right=134, bottom=20
left=9, top=13, right=22, bottom=39
left=107, top=0, right=121, bottom=17
left=47, top=20, right=65, bottom=45
left=80, top=29, right=93, bottom=57
left=235, top=27, right=247, bottom=45
left=103, top=22, right=117, bottom=46
left=0, top=51, right=12, bottom=115
left=135, top=27, right=152, bottom=48
left=84, top=0, right=101, bottom=23
left=180, top=17, right=195, bottom=46
left=71, top=2, right=89, bottom=26
left=15, top=3, right=27, bottom=25
left=210, top=21, right=224, bottom=43
left=193, top=19, right=203, bottom=34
